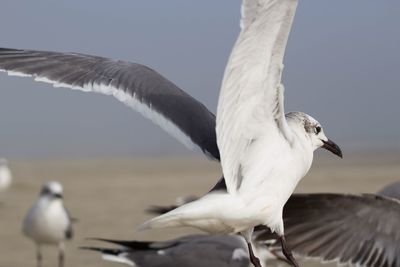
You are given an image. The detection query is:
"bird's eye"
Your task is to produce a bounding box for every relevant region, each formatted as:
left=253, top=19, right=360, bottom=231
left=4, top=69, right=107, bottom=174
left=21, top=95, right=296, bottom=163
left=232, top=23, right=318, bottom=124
left=315, top=126, right=321, bottom=134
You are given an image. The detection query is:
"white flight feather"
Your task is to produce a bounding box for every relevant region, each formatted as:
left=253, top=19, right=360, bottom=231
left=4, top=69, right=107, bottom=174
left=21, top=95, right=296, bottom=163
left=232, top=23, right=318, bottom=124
left=216, top=0, right=298, bottom=194
left=240, top=0, right=259, bottom=30
left=102, top=253, right=136, bottom=266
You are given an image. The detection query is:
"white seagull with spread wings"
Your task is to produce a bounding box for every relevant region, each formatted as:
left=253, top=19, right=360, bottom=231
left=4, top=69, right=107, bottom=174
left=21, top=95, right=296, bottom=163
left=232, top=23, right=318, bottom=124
left=140, top=1, right=342, bottom=266
left=0, top=0, right=343, bottom=266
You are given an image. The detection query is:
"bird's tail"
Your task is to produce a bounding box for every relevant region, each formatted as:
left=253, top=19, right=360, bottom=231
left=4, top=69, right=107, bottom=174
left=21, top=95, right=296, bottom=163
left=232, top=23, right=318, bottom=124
left=138, top=192, right=239, bottom=233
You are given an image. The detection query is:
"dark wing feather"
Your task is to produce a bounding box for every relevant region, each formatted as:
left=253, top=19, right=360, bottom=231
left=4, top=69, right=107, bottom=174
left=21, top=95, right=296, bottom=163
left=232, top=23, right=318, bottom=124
left=85, top=235, right=249, bottom=267
left=65, top=224, right=73, bottom=240
left=147, top=205, right=180, bottom=215
left=0, top=47, right=219, bottom=160
left=64, top=206, right=74, bottom=240
left=281, top=194, right=400, bottom=267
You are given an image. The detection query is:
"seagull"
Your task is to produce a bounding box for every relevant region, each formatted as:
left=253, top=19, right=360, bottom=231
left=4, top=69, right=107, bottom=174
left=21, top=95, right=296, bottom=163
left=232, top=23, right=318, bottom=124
left=149, top=180, right=400, bottom=267
left=83, top=234, right=271, bottom=267
left=0, top=158, right=12, bottom=197
left=22, top=181, right=73, bottom=267
left=0, top=1, right=341, bottom=266
left=139, top=1, right=342, bottom=266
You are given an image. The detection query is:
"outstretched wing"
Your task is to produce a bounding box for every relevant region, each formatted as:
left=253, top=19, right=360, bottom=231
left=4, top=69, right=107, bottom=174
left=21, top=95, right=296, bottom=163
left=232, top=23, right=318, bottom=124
left=216, top=0, right=298, bottom=193
left=282, top=194, right=400, bottom=267
left=0, top=48, right=219, bottom=160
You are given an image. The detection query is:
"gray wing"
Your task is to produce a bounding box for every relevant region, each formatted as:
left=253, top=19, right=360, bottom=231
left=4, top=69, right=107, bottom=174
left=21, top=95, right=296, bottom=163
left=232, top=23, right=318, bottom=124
left=64, top=206, right=74, bottom=240
left=378, top=181, right=400, bottom=200
left=148, top=192, right=400, bottom=267
left=280, top=194, right=400, bottom=267
left=0, top=48, right=219, bottom=160
left=84, top=234, right=249, bottom=267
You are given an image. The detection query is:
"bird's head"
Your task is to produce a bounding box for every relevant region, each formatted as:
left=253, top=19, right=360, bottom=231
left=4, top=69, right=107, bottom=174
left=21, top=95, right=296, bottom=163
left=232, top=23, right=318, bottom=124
left=40, top=181, right=64, bottom=200
left=286, top=112, right=342, bottom=158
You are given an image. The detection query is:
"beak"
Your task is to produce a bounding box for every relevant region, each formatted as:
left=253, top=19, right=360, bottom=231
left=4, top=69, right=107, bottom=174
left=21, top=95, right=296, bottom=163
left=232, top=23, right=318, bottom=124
left=322, top=139, right=343, bottom=158
left=53, top=193, right=63, bottom=199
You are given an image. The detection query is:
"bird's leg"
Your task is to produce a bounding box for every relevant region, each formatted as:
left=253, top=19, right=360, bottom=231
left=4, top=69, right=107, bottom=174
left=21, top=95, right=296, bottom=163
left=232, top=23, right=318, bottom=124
left=269, top=248, right=292, bottom=265
left=279, top=235, right=299, bottom=267
left=247, top=242, right=262, bottom=267
left=36, top=245, right=42, bottom=267
left=240, top=228, right=262, bottom=267
left=58, top=243, right=65, bottom=267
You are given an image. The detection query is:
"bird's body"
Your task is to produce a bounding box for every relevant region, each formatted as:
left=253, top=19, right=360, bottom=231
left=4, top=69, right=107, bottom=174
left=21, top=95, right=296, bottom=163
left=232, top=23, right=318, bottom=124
left=0, top=159, right=12, bottom=193
left=23, top=181, right=73, bottom=267
left=141, top=114, right=316, bottom=235
left=23, top=197, right=71, bottom=244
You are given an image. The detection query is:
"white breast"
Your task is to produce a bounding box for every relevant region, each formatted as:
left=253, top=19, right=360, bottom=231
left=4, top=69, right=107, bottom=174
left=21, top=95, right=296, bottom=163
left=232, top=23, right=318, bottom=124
left=0, top=165, right=12, bottom=191
left=23, top=199, right=69, bottom=245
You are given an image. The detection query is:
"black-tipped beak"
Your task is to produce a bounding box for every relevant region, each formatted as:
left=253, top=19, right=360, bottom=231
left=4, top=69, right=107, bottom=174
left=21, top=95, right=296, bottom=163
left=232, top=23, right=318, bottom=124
left=322, top=139, right=343, bottom=158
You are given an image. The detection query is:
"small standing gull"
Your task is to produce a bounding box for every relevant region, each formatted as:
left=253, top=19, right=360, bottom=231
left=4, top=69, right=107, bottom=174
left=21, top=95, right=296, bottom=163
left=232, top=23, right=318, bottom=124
left=139, top=1, right=342, bottom=267
left=0, top=158, right=12, bottom=196
left=23, top=181, right=73, bottom=267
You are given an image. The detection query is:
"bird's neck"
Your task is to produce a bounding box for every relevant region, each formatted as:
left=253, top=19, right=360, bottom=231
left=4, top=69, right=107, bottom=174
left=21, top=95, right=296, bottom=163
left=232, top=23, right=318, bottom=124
left=290, top=127, right=314, bottom=174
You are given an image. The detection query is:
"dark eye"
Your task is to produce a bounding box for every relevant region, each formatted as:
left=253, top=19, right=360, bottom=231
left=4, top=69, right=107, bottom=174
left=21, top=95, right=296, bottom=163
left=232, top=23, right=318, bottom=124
left=315, top=126, right=321, bottom=134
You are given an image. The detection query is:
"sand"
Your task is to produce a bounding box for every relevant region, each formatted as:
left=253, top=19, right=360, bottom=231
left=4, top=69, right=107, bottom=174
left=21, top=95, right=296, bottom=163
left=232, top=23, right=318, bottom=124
left=0, top=152, right=399, bottom=267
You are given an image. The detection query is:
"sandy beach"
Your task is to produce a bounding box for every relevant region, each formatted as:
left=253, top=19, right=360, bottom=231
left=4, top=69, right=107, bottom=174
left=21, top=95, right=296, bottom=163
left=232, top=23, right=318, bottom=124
left=0, top=152, right=399, bottom=267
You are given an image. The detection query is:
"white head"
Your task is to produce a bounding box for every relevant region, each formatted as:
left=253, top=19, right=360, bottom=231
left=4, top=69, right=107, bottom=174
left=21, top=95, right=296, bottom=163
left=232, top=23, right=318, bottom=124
left=286, top=112, right=342, bottom=158
left=40, top=181, right=64, bottom=200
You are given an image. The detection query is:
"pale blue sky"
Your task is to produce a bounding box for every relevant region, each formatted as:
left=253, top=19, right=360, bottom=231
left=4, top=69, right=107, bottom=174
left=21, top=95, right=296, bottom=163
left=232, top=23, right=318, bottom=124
left=0, top=1, right=399, bottom=158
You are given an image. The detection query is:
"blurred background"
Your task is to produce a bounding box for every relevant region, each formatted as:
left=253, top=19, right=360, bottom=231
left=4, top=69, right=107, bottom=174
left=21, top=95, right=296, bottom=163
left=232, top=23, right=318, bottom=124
left=0, top=0, right=399, bottom=158
left=0, top=1, right=399, bottom=267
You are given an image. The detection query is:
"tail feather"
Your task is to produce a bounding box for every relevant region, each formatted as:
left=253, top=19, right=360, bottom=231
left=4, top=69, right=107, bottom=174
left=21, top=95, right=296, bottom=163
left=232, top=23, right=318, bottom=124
left=138, top=209, right=188, bottom=231
left=138, top=192, right=242, bottom=233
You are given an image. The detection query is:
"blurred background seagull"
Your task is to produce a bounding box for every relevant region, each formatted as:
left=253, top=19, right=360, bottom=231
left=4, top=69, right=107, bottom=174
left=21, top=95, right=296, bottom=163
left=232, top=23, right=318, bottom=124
left=139, top=1, right=342, bottom=266
left=22, top=181, right=73, bottom=267
left=0, top=158, right=12, bottom=199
